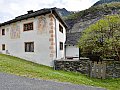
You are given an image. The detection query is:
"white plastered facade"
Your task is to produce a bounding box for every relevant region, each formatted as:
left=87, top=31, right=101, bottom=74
left=0, top=13, right=66, bottom=66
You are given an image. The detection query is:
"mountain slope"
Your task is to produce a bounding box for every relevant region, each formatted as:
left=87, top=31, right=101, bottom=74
left=94, top=0, right=120, bottom=6
left=64, top=2, right=120, bottom=33
left=57, top=8, right=71, bottom=17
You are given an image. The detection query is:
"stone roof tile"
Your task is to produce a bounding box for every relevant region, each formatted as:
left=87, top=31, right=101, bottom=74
left=66, top=32, right=81, bottom=45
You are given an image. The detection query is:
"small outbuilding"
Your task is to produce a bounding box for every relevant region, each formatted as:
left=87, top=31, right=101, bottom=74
left=65, top=32, right=81, bottom=60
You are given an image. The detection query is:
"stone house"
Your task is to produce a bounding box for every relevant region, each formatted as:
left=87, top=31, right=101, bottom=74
left=0, top=8, right=67, bottom=66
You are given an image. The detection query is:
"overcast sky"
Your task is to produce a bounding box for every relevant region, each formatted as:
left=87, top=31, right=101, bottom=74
left=0, top=0, right=99, bottom=23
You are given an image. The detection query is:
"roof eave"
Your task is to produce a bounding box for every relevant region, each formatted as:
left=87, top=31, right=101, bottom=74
left=0, top=11, right=51, bottom=27
left=0, top=8, right=68, bottom=29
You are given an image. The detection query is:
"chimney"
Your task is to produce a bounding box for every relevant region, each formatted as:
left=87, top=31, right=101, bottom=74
left=27, top=10, right=34, bottom=14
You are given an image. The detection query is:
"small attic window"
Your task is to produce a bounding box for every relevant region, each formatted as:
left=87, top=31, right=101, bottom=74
left=2, top=29, right=5, bottom=35
left=59, top=24, right=63, bottom=33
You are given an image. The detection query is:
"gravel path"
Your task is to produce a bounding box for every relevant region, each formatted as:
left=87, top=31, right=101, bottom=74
left=0, top=72, right=106, bottom=90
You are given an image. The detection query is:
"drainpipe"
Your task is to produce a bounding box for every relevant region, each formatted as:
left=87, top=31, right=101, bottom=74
left=54, top=16, right=57, bottom=60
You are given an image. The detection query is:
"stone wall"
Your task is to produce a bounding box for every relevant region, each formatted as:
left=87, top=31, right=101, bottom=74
left=54, top=59, right=90, bottom=76
left=106, top=61, right=120, bottom=78
left=54, top=59, right=120, bottom=78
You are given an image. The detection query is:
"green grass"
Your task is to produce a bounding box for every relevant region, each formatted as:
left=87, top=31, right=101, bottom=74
left=0, top=54, right=120, bottom=90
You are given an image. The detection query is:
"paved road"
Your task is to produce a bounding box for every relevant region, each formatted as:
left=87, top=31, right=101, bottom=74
left=0, top=73, right=106, bottom=90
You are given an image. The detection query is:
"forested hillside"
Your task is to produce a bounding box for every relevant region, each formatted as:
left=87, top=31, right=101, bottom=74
left=64, top=2, right=120, bottom=33
left=93, top=0, right=120, bottom=6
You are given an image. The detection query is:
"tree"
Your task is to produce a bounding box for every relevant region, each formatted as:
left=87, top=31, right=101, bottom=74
left=78, top=15, right=120, bottom=60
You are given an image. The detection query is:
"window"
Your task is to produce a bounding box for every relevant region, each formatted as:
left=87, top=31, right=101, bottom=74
left=25, top=42, right=34, bottom=52
left=59, top=24, right=63, bottom=33
left=2, top=44, right=5, bottom=50
left=23, top=22, right=33, bottom=31
left=60, top=42, right=63, bottom=50
left=2, top=29, right=5, bottom=35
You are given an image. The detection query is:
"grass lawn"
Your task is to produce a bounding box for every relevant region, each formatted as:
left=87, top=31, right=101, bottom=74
left=0, top=54, right=120, bottom=90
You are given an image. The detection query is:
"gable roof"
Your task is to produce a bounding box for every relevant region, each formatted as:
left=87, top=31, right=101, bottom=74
left=0, top=7, right=67, bottom=28
left=65, top=32, right=81, bottom=45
